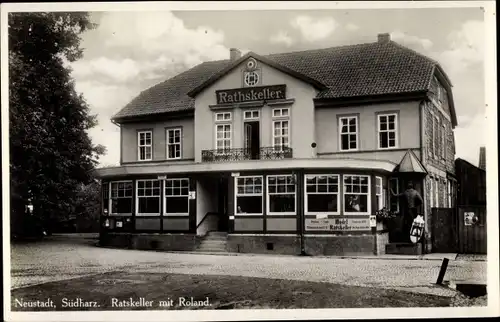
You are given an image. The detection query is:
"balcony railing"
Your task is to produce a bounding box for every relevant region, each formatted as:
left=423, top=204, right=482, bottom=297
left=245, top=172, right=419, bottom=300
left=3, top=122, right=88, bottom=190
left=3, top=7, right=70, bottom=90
left=201, top=147, right=293, bottom=162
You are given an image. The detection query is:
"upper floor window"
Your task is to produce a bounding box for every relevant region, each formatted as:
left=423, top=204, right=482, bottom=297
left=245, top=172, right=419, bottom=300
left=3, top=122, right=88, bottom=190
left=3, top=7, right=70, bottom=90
left=339, top=116, right=358, bottom=151
left=272, top=108, right=290, bottom=151
left=215, top=111, right=232, bottom=151
left=344, top=175, right=370, bottom=214
left=166, top=128, right=182, bottom=160
left=244, top=110, right=260, bottom=120
left=215, top=112, right=232, bottom=122
left=378, top=113, right=398, bottom=149
left=138, top=131, right=152, bottom=161
left=441, top=124, right=446, bottom=159
left=305, top=175, right=339, bottom=215
left=434, top=115, right=440, bottom=158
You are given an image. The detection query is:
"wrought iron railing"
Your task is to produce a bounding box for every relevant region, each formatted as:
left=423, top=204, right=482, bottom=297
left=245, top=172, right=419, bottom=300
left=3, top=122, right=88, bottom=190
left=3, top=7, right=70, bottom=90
left=201, top=147, right=293, bottom=162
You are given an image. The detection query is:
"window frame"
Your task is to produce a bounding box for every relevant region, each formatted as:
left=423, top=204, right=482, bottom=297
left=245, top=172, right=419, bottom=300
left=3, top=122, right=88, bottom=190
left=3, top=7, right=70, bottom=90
left=304, top=174, right=340, bottom=215
left=135, top=179, right=162, bottom=216
left=339, top=115, right=359, bottom=152
left=266, top=174, right=297, bottom=216
left=164, top=178, right=190, bottom=216
left=244, top=71, right=260, bottom=87
left=272, top=108, right=290, bottom=152
left=377, top=113, right=398, bottom=149
left=389, top=177, right=399, bottom=212
left=433, top=115, right=440, bottom=159
left=343, top=174, right=371, bottom=215
left=243, top=109, right=260, bottom=120
left=441, top=123, right=446, bottom=160
left=166, top=127, right=182, bottom=160
left=137, top=130, right=153, bottom=161
left=214, top=111, right=232, bottom=152
left=234, top=175, right=264, bottom=216
left=109, top=180, right=133, bottom=216
left=375, top=176, right=385, bottom=210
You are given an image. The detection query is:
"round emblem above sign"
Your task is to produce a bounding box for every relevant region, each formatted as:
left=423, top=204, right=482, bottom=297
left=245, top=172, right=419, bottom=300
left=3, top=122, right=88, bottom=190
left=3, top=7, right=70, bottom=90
left=246, top=58, right=257, bottom=71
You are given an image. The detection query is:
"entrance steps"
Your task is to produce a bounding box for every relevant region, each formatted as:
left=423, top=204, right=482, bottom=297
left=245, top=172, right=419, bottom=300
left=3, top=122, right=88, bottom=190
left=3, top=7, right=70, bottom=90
left=196, top=231, right=228, bottom=252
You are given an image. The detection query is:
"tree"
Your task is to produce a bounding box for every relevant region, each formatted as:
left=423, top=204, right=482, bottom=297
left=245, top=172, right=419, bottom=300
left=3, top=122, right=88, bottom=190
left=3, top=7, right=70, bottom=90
left=9, top=12, right=105, bottom=236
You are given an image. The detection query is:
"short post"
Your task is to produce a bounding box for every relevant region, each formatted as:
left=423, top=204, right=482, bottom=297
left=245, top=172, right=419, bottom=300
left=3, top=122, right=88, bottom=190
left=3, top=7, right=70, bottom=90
left=436, top=258, right=449, bottom=285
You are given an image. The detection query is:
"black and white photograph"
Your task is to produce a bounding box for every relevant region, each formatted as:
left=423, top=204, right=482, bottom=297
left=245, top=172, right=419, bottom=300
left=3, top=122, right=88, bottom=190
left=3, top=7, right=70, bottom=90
left=2, top=1, right=498, bottom=321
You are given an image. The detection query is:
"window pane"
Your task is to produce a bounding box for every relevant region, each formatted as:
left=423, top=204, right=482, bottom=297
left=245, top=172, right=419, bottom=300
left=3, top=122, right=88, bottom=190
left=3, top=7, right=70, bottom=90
left=269, top=195, right=295, bottom=213
left=138, top=197, right=160, bottom=214
left=308, top=194, right=338, bottom=212
left=380, top=132, right=388, bottom=148
left=166, top=197, right=189, bottom=214
left=111, top=198, right=132, bottom=214
left=345, top=195, right=368, bottom=212
left=341, top=135, right=349, bottom=150
left=237, top=196, right=262, bottom=214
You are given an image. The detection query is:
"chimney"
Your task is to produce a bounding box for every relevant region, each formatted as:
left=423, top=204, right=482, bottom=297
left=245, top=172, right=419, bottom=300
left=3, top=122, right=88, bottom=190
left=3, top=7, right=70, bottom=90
left=230, top=48, right=241, bottom=61
left=479, top=147, right=486, bottom=170
left=377, top=33, right=391, bottom=43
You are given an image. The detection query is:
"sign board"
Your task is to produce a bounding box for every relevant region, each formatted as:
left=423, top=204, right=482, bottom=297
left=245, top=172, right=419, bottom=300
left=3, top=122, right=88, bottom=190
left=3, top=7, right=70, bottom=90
left=305, top=218, right=370, bottom=231
left=229, top=215, right=235, bottom=220
left=316, top=214, right=328, bottom=219
left=158, top=175, right=167, bottom=180
left=216, top=85, right=287, bottom=104
left=409, top=215, right=425, bottom=243
left=231, top=172, right=240, bottom=177
left=464, top=212, right=475, bottom=226
left=188, top=191, right=196, bottom=200
left=116, top=221, right=123, bottom=228
left=369, top=215, right=377, bottom=228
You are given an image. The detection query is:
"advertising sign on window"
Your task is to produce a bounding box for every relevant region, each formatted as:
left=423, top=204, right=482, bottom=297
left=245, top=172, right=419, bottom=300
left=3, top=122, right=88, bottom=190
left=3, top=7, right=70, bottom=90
left=305, top=218, right=370, bottom=231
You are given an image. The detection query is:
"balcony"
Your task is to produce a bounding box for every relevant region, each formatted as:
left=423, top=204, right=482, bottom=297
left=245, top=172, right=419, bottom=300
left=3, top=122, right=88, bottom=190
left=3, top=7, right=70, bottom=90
left=201, top=147, right=293, bottom=163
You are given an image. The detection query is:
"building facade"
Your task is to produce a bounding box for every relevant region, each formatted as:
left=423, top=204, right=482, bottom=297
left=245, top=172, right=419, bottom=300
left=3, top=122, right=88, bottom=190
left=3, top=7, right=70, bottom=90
left=96, top=33, right=458, bottom=255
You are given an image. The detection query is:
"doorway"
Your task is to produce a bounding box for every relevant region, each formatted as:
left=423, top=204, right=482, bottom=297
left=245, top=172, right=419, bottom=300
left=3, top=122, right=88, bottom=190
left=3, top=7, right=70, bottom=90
left=244, top=121, right=260, bottom=160
left=217, top=176, right=229, bottom=232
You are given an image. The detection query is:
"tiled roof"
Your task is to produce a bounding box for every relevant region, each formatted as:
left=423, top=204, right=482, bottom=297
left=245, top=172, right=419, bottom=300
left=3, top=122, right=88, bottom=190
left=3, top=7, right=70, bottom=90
left=112, top=40, right=447, bottom=122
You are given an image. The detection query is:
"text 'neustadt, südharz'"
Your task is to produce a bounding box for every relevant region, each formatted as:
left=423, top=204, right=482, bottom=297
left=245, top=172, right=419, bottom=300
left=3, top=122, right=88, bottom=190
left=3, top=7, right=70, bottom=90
left=216, top=85, right=286, bottom=104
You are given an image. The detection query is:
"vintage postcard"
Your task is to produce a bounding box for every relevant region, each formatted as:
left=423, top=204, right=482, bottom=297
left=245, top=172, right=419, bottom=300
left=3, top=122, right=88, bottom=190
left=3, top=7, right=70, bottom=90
left=2, top=1, right=498, bottom=321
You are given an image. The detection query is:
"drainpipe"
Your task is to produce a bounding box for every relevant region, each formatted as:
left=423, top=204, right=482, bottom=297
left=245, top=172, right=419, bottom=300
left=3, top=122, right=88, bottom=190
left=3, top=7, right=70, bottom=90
left=296, top=169, right=308, bottom=256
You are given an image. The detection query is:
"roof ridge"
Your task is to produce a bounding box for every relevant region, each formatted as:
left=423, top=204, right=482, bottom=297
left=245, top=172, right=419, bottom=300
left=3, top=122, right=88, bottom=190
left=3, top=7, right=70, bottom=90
left=265, top=40, right=380, bottom=57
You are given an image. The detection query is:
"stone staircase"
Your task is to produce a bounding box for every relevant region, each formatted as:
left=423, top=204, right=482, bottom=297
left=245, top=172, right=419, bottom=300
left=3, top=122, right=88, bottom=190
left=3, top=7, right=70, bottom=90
left=196, top=231, right=228, bottom=253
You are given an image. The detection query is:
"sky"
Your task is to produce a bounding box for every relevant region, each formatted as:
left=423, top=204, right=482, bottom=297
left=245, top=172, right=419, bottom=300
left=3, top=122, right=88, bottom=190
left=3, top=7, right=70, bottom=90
left=68, top=6, right=488, bottom=167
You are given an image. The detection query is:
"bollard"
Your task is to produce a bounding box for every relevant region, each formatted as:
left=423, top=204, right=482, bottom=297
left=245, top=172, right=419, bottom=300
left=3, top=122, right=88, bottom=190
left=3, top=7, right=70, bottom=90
left=436, top=258, right=449, bottom=285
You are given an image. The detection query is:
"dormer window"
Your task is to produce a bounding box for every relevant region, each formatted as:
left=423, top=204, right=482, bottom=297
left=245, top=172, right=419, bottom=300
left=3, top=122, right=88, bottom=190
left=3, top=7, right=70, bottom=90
left=244, top=71, right=259, bottom=87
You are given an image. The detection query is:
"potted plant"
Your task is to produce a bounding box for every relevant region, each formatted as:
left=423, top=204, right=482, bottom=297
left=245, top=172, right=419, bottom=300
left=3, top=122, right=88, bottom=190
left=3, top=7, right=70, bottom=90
left=375, top=207, right=398, bottom=230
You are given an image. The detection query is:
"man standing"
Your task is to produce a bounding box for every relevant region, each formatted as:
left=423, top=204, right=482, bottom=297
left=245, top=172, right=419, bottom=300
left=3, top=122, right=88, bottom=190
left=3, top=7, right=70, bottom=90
left=391, top=181, right=423, bottom=241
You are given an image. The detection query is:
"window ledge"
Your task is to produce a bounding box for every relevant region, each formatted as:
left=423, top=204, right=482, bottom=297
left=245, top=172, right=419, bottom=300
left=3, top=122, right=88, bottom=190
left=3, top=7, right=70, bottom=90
left=267, top=212, right=296, bottom=216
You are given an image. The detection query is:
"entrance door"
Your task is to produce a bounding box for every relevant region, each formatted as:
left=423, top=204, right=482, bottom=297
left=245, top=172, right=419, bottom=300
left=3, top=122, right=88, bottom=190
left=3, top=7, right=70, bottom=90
left=244, top=121, right=260, bottom=160
left=217, top=177, right=229, bottom=232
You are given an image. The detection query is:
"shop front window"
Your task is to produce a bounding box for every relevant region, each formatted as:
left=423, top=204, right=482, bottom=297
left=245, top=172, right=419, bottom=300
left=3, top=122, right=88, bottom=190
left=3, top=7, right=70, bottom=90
left=165, top=179, right=189, bottom=215
left=344, top=175, right=370, bottom=214
left=110, top=181, right=133, bottom=215
left=305, top=174, right=339, bottom=214
left=267, top=175, right=296, bottom=215
left=235, top=176, right=263, bottom=215
left=137, top=180, right=161, bottom=215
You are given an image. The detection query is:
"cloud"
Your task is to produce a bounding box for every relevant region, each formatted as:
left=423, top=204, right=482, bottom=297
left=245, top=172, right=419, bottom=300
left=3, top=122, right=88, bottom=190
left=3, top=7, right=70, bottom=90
left=390, top=31, right=434, bottom=51
left=346, top=23, right=359, bottom=32
left=70, top=11, right=232, bottom=166
left=454, top=113, right=487, bottom=166
left=291, top=16, right=337, bottom=42
left=270, top=31, right=294, bottom=47
left=437, top=20, right=484, bottom=76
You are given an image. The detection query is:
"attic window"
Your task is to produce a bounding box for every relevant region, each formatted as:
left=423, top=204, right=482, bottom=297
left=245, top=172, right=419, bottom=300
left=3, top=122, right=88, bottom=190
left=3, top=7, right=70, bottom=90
left=244, top=71, right=259, bottom=87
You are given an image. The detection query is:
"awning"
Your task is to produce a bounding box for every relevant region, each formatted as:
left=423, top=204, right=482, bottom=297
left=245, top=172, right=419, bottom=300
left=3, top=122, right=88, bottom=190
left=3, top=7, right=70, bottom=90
left=393, top=149, right=427, bottom=174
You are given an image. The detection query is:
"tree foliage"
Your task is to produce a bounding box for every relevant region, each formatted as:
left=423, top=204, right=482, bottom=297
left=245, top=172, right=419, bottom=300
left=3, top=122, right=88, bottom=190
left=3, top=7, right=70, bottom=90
left=9, top=12, right=104, bottom=233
